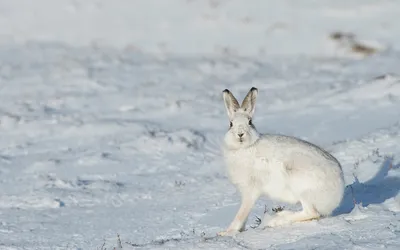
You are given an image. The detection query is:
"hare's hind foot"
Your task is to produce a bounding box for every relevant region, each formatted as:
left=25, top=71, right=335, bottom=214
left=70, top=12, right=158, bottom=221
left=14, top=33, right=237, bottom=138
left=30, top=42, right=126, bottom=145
left=265, top=203, right=320, bottom=228
left=266, top=210, right=320, bottom=227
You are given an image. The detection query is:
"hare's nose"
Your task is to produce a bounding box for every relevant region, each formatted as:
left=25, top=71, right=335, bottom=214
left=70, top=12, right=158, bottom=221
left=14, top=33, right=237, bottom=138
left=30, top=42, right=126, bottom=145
left=238, top=133, right=244, bottom=138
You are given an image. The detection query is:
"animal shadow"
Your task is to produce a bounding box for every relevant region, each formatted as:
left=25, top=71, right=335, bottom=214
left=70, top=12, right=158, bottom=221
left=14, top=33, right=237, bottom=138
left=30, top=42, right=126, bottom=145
left=333, top=157, right=400, bottom=216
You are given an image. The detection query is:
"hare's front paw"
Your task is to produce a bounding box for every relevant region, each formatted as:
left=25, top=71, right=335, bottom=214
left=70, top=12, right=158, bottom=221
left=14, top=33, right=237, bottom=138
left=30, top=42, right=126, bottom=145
left=217, top=229, right=239, bottom=237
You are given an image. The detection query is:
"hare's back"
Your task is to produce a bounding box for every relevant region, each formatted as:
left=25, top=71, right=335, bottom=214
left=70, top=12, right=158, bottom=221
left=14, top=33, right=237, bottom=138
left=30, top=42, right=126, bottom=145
left=260, top=134, right=340, bottom=166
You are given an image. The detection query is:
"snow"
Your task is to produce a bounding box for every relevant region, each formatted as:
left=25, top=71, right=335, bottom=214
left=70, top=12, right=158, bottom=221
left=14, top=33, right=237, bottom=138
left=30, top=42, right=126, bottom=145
left=0, top=0, right=399, bottom=249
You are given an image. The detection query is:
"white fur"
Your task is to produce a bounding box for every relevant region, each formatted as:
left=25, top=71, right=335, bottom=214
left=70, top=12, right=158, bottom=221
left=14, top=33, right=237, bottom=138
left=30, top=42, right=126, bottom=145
left=218, top=88, right=345, bottom=236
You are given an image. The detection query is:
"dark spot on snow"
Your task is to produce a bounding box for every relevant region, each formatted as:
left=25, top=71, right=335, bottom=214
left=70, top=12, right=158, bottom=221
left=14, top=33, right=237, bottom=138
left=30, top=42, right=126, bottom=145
left=330, top=31, right=355, bottom=41
left=101, top=152, right=111, bottom=158
left=148, top=130, right=157, bottom=137
left=145, top=126, right=206, bottom=150
left=76, top=179, right=92, bottom=187
left=76, top=178, right=125, bottom=189
left=0, top=154, right=12, bottom=163
left=43, top=105, right=58, bottom=115
left=329, top=31, right=379, bottom=56
left=54, top=198, right=65, bottom=207
left=373, top=73, right=398, bottom=80
left=49, top=158, right=61, bottom=164
left=174, top=180, right=186, bottom=187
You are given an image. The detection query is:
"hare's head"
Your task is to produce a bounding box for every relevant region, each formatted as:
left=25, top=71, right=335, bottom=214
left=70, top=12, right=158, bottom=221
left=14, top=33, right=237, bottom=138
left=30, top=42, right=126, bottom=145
left=222, top=87, right=260, bottom=149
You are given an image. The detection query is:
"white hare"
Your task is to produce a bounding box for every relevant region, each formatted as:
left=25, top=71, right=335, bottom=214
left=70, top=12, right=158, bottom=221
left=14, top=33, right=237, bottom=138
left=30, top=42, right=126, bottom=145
left=218, top=87, right=345, bottom=236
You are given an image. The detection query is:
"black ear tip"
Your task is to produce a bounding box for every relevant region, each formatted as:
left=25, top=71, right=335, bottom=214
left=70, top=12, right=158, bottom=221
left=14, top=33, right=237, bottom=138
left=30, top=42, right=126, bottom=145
left=223, top=89, right=230, bottom=93
left=250, top=87, right=258, bottom=92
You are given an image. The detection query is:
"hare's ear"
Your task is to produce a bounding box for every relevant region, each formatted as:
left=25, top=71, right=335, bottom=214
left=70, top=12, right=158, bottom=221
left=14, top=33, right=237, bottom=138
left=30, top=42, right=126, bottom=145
left=241, top=87, right=258, bottom=117
left=222, top=89, right=240, bottom=120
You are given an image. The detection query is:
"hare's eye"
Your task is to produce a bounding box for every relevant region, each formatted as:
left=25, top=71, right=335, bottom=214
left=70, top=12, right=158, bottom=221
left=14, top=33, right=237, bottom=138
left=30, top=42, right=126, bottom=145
left=248, top=119, right=252, bottom=126
left=229, top=122, right=233, bottom=128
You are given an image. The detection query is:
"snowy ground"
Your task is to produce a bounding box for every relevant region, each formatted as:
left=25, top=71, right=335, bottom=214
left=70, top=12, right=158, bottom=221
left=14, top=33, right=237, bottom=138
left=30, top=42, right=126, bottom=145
left=0, top=0, right=400, bottom=249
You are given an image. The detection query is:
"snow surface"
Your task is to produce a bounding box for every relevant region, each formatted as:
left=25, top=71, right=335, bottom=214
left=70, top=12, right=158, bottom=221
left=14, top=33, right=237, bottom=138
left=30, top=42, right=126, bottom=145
left=0, top=0, right=399, bottom=249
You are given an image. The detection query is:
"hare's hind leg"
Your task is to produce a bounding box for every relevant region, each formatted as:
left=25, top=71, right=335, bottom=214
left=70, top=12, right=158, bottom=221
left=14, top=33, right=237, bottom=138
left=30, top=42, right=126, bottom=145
left=287, top=202, right=320, bottom=223
left=266, top=201, right=320, bottom=228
